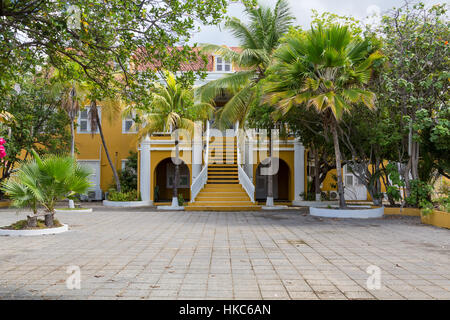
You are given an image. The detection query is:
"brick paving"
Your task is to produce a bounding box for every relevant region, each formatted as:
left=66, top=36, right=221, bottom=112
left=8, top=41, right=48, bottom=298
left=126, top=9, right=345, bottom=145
left=0, top=204, right=449, bottom=300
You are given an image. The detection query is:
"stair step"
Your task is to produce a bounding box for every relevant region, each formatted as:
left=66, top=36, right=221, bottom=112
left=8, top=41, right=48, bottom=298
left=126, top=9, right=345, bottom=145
left=185, top=206, right=261, bottom=211
left=200, top=196, right=247, bottom=199
left=203, top=184, right=242, bottom=188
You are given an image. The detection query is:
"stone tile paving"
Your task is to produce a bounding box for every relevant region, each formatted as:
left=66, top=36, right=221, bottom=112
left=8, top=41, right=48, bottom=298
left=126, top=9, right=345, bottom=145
left=0, top=204, right=449, bottom=300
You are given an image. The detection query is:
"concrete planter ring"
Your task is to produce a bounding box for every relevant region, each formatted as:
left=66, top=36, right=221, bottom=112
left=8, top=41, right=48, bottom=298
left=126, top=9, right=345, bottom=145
left=55, top=208, right=93, bottom=213
left=103, top=200, right=152, bottom=208
left=0, top=224, right=69, bottom=237
left=310, top=206, right=384, bottom=219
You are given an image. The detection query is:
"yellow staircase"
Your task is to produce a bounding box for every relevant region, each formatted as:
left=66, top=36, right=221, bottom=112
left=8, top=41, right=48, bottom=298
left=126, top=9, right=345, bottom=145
left=186, top=137, right=261, bottom=211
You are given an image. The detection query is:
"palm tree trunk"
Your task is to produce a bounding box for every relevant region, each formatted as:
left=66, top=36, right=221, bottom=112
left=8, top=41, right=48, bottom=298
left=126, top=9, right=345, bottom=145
left=44, top=211, right=54, bottom=227
left=69, top=117, right=75, bottom=208
left=330, top=119, right=347, bottom=208
left=172, top=129, right=180, bottom=207
left=27, top=215, right=37, bottom=228
left=313, top=145, right=321, bottom=201
left=70, top=119, right=75, bottom=157
left=266, top=130, right=274, bottom=207
left=96, top=113, right=121, bottom=192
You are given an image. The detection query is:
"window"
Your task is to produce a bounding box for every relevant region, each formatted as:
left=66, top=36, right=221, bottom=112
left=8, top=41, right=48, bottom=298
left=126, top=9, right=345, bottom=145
left=166, top=163, right=189, bottom=188
left=345, top=175, right=354, bottom=186
left=215, top=56, right=231, bottom=72
left=122, top=112, right=138, bottom=133
left=77, top=107, right=100, bottom=133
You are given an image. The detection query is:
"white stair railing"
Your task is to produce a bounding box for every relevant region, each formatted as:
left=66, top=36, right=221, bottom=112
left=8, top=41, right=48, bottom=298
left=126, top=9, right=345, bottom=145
left=190, top=122, right=210, bottom=202
left=235, top=121, right=255, bottom=203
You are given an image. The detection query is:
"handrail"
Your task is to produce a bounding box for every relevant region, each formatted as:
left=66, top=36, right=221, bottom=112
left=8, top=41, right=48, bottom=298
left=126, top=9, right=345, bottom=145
left=236, top=121, right=255, bottom=203
left=190, top=122, right=210, bottom=202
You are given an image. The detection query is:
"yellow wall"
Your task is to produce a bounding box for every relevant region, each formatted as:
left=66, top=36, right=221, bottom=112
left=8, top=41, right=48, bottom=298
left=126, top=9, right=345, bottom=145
left=74, top=111, right=138, bottom=191
left=320, top=165, right=389, bottom=200
left=136, top=135, right=192, bottom=202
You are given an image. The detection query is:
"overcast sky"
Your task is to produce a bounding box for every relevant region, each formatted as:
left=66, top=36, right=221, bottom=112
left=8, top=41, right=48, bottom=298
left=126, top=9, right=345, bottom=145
left=190, top=0, right=446, bottom=46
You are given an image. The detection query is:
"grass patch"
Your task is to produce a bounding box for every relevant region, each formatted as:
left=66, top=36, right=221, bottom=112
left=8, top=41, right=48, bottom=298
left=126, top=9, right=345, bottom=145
left=1, top=218, right=62, bottom=230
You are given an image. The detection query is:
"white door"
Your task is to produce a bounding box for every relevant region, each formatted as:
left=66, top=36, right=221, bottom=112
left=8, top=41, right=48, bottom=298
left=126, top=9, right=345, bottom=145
left=77, top=160, right=102, bottom=200
left=343, top=165, right=368, bottom=201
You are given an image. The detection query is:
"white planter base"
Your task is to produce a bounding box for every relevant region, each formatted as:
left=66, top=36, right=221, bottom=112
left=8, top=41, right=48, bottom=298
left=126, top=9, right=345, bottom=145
left=55, top=208, right=93, bottom=213
left=266, top=197, right=274, bottom=207
left=292, top=200, right=338, bottom=207
left=262, top=205, right=289, bottom=211
left=310, top=206, right=384, bottom=219
left=0, top=224, right=69, bottom=237
left=103, top=200, right=153, bottom=207
left=157, top=205, right=185, bottom=211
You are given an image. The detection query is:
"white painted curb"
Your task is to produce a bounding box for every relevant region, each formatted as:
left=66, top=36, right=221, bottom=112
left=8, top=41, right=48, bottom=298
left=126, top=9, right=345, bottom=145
left=103, top=200, right=153, bottom=207
left=310, top=206, right=384, bottom=219
left=262, top=205, right=289, bottom=210
left=157, top=206, right=185, bottom=211
left=55, top=208, right=93, bottom=213
left=0, top=224, right=69, bottom=237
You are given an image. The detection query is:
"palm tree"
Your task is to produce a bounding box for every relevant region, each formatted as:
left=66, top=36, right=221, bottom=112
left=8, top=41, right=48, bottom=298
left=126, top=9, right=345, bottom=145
left=52, top=64, right=123, bottom=193
left=198, top=0, right=293, bottom=207
left=0, top=160, right=40, bottom=227
left=266, top=24, right=382, bottom=208
left=88, top=97, right=124, bottom=192
left=55, top=77, right=89, bottom=207
left=1, top=150, right=92, bottom=227
left=60, top=81, right=88, bottom=157
left=52, top=67, right=89, bottom=157
left=198, top=0, right=294, bottom=129
left=131, top=72, right=214, bottom=207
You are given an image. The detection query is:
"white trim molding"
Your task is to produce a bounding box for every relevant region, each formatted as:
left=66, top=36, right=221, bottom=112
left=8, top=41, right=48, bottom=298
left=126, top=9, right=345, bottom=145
left=139, top=136, right=151, bottom=203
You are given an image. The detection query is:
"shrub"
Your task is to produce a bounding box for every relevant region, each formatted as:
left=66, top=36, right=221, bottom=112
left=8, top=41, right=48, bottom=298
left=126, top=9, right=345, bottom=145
left=1, top=150, right=91, bottom=227
left=107, top=189, right=139, bottom=201
left=118, top=152, right=137, bottom=192
left=405, top=180, right=433, bottom=208
left=178, top=194, right=184, bottom=206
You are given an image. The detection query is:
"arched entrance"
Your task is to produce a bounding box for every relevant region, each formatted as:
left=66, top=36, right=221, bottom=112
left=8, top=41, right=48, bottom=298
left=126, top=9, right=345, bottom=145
left=154, top=158, right=190, bottom=202
left=255, top=158, right=290, bottom=201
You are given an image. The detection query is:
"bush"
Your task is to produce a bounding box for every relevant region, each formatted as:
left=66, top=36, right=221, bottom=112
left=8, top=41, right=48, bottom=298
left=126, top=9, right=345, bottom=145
left=178, top=194, right=185, bottom=206
left=300, top=192, right=315, bottom=201
left=436, top=196, right=450, bottom=213
left=118, top=152, right=137, bottom=192
left=405, top=180, right=432, bottom=208
left=107, top=189, right=139, bottom=201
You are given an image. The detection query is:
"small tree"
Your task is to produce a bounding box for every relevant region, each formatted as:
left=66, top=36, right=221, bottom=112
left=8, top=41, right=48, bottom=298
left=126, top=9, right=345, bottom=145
left=1, top=150, right=92, bottom=227
left=132, top=72, right=213, bottom=207
left=266, top=24, right=382, bottom=208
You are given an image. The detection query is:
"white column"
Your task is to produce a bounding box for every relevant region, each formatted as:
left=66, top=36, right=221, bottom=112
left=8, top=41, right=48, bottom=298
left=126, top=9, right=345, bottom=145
left=294, top=139, right=305, bottom=204
left=139, top=135, right=152, bottom=205
left=192, top=121, right=203, bottom=179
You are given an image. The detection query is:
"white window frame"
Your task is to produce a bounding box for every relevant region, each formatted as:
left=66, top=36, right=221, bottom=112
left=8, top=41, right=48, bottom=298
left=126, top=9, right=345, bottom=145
left=122, top=111, right=138, bottom=134
left=344, top=165, right=363, bottom=186
left=215, top=55, right=232, bottom=72
left=77, top=106, right=101, bottom=134
left=121, top=159, right=128, bottom=171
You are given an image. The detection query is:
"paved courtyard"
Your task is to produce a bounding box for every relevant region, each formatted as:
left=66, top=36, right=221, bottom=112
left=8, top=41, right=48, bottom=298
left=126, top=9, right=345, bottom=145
left=0, top=205, right=449, bottom=300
